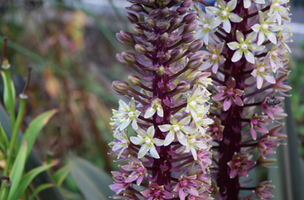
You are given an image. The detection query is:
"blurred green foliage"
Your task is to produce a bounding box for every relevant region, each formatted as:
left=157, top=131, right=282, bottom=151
left=289, top=41, right=304, bottom=157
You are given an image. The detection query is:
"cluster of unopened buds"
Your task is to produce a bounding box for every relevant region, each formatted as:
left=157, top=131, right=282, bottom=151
left=108, top=0, right=291, bottom=199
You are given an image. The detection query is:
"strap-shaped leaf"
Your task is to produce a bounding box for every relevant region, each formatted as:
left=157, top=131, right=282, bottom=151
left=0, top=70, right=16, bottom=127
left=0, top=125, right=9, bottom=150
left=69, top=156, right=114, bottom=200
left=0, top=105, right=64, bottom=200
left=7, top=141, right=28, bottom=199
left=29, top=183, right=54, bottom=200
left=52, top=163, right=71, bottom=187
left=21, top=109, right=57, bottom=158
left=8, top=162, right=57, bottom=200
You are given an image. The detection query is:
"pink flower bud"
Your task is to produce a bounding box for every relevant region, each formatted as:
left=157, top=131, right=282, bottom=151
left=182, top=33, right=195, bottom=43
left=122, top=52, right=136, bottom=65
left=128, top=75, right=141, bottom=86
left=126, top=13, right=138, bottom=23
left=135, top=44, right=147, bottom=54
left=188, top=39, right=203, bottom=52
left=112, top=81, right=130, bottom=95
left=183, top=13, right=196, bottom=24
left=183, top=21, right=197, bottom=33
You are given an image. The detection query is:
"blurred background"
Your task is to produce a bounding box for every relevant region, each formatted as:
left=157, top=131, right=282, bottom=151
left=0, top=0, right=303, bottom=199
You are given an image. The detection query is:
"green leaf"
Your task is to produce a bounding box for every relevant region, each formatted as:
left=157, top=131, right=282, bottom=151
left=29, top=184, right=54, bottom=200
left=69, top=156, right=114, bottom=200
left=0, top=70, right=16, bottom=127
left=53, top=163, right=72, bottom=187
left=0, top=105, right=65, bottom=200
left=21, top=109, right=57, bottom=158
left=8, top=141, right=28, bottom=199
left=0, top=125, right=9, bottom=150
left=8, top=162, right=56, bottom=200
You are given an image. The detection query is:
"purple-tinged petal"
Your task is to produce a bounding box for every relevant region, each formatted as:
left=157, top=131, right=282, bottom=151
left=250, top=128, right=257, bottom=140
left=233, top=95, right=244, bottom=106
left=213, top=92, right=225, bottom=101
left=257, top=75, right=264, bottom=89
left=223, top=98, right=232, bottom=111
left=179, top=189, right=186, bottom=200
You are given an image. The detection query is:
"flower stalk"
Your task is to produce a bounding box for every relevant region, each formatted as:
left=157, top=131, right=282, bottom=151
left=109, top=0, right=214, bottom=199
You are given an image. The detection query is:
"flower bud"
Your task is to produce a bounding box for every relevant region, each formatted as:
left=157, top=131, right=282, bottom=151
left=183, top=21, right=197, bottom=33
left=128, top=75, right=142, bottom=86
left=116, top=33, right=125, bottom=44
left=187, top=57, right=203, bottom=69
left=187, top=52, right=205, bottom=68
left=135, top=44, right=147, bottom=54
left=176, top=81, right=191, bottom=92
left=116, top=53, right=127, bottom=65
left=157, top=65, right=165, bottom=75
left=177, top=7, right=188, bottom=15
left=160, top=33, right=169, bottom=43
left=112, top=81, right=130, bottom=95
left=120, top=30, right=134, bottom=45
left=184, top=68, right=199, bottom=80
left=161, top=7, right=169, bottom=16
left=170, top=48, right=183, bottom=63
left=257, top=156, right=276, bottom=168
left=182, top=33, right=195, bottom=43
left=226, top=77, right=236, bottom=88
left=181, top=0, right=192, bottom=7
left=188, top=39, right=203, bottom=52
left=126, top=13, right=138, bottom=23
left=147, top=17, right=156, bottom=28
left=131, top=4, right=143, bottom=12
left=183, top=13, right=196, bottom=24
left=132, top=26, right=144, bottom=36
left=122, top=51, right=136, bottom=65
left=169, top=17, right=182, bottom=31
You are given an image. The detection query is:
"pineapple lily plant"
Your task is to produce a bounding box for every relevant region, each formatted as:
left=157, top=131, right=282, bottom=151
left=109, top=0, right=292, bottom=199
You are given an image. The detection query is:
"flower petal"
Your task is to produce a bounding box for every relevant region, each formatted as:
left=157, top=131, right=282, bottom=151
left=179, top=116, right=191, bottom=125
left=244, top=51, right=255, bottom=64
left=132, top=119, right=138, bottom=130
left=158, top=124, right=171, bottom=132
left=130, top=136, right=143, bottom=145
left=251, top=24, right=261, bottom=32
left=153, top=138, right=164, bottom=146
left=223, top=20, right=231, bottom=33
left=257, top=75, right=264, bottom=89
left=223, top=98, right=232, bottom=111
left=257, top=32, right=265, bottom=46
left=231, top=49, right=243, bottom=62
left=227, top=42, right=240, bottom=50
left=264, top=75, right=276, bottom=84
left=250, top=128, right=257, bottom=140
left=147, top=126, right=155, bottom=137
left=205, top=7, right=220, bottom=15
left=244, top=0, right=251, bottom=8
left=149, top=145, right=160, bottom=159
left=267, top=32, right=277, bottom=44
left=229, top=13, right=243, bottom=23
left=227, top=0, right=237, bottom=10
left=138, top=144, right=149, bottom=158
left=164, top=131, right=175, bottom=146
left=177, top=132, right=187, bottom=146
left=144, top=107, right=156, bottom=118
